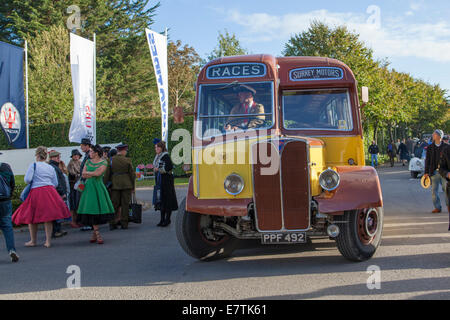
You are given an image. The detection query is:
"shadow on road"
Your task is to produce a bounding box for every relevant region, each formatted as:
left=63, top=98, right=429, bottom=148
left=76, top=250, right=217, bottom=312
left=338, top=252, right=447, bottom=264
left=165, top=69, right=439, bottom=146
left=246, top=277, right=450, bottom=300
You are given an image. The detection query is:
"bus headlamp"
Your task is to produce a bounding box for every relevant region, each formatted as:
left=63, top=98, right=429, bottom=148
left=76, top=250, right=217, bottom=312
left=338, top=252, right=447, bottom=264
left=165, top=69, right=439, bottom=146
left=319, top=169, right=340, bottom=191
left=224, top=173, right=244, bottom=196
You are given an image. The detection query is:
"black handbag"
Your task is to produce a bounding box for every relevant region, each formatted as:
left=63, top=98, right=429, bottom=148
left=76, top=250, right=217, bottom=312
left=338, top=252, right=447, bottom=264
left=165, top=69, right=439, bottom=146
left=129, top=193, right=142, bottom=224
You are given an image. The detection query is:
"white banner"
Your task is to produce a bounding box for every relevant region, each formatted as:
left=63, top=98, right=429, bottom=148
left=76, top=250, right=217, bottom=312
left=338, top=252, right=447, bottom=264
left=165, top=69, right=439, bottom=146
left=69, top=33, right=96, bottom=145
left=145, top=28, right=168, bottom=143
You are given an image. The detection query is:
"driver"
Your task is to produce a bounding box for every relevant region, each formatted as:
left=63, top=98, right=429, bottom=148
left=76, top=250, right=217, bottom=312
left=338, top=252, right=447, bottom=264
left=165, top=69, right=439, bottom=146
left=225, top=85, right=265, bottom=131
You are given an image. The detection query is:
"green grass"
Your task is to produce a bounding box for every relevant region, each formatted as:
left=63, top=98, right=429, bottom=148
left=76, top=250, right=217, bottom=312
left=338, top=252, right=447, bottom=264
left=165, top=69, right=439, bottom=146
left=14, top=175, right=190, bottom=188
left=135, top=176, right=190, bottom=188
left=15, top=175, right=25, bottom=185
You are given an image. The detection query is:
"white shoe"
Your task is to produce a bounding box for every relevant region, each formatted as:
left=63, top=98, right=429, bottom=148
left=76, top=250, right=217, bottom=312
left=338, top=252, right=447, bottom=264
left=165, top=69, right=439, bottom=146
left=9, top=250, right=19, bottom=263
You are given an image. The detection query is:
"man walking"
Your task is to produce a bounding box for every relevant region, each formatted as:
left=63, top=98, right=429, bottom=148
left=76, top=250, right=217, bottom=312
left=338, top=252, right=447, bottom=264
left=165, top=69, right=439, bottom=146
left=406, top=136, right=414, bottom=158
left=48, top=150, right=68, bottom=238
left=368, top=140, right=379, bottom=168
left=0, top=155, right=18, bottom=262
left=104, top=144, right=135, bottom=230
left=395, top=139, right=401, bottom=163
left=387, top=141, right=397, bottom=167
left=424, top=130, right=448, bottom=214
left=439, top=142, right=450, bottom=229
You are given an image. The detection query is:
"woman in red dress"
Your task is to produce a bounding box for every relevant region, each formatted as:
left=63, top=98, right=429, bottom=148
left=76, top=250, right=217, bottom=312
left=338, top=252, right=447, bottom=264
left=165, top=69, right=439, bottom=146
left=12, top=146, right=71, bottom=248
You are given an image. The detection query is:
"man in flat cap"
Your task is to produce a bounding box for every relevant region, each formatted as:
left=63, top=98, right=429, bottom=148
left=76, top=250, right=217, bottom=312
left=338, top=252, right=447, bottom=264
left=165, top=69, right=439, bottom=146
left=225, top=85, right=265, bottom=131
left=424, top=129, right=448, bottom=214
left=48, top=150, right=68, bottom=238
left=104, top=144, right=136, bottom=230
left=439, top=139, right=450, bottom=228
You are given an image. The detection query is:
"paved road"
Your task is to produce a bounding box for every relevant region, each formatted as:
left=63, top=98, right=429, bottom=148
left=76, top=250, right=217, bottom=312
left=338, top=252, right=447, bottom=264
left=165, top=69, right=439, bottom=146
left=0, top=165, right=449, bottom=300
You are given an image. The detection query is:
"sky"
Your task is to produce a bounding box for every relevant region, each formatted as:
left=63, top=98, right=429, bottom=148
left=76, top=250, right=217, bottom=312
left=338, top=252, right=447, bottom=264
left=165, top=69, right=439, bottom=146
left=150, top=0, right=450, bottom=94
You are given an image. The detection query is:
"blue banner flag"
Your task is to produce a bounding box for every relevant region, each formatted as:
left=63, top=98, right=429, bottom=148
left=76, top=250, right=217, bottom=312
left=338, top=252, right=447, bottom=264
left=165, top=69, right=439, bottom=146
left=0, top=41, right=26, bottom=149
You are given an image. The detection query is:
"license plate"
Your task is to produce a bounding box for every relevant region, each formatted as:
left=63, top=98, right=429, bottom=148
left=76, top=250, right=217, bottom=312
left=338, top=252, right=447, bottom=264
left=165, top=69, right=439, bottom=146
left=261, top=232, right=307, bottom=244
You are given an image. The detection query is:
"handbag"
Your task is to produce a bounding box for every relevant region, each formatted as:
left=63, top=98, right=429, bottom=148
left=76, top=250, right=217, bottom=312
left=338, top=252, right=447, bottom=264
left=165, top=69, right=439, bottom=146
left=129, top=193, right=142, bottom=224
left=20, top=163, right=36, bottom=202
left=74, top=179, right=85, bottom=192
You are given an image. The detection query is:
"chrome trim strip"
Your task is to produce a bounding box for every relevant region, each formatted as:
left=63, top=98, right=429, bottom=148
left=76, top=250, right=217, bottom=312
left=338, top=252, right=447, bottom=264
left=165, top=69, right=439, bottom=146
left=199, top=113, right=273, bottom=119
left=192, top=135, right=273, bottom=150
left=195, top=149, right=200, bottom=197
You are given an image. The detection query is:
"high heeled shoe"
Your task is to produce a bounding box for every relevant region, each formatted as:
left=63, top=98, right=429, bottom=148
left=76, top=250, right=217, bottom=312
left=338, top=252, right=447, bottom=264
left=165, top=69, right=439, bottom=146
left=95, top=230, right=104, bottom=245
left=89, top=231, right=97, bottom=243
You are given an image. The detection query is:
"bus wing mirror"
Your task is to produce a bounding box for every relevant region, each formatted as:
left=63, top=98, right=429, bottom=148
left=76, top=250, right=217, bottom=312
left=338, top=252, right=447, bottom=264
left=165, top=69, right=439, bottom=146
left=174, top=106, right=196, bottom=124
left=173, top=106, right=184, bottom=124
left=361, top=86, right=369, bottom=106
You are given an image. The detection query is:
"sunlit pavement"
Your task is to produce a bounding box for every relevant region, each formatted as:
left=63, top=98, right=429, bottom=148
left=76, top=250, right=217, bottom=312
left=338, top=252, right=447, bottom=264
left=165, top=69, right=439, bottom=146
left=0, top=164, right=449, bottom=300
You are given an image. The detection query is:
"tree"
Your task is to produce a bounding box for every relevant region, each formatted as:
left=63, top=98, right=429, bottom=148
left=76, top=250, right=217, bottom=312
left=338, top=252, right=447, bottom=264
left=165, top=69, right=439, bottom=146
left=207, top=30, right=247, bottom=61
left=168, top=40, right=201, bottom=112
left=282, top=20, right=449, bottom=149
left=0, top=0, right=162, bottom=120
left=27, top=25, right=73, bottom=124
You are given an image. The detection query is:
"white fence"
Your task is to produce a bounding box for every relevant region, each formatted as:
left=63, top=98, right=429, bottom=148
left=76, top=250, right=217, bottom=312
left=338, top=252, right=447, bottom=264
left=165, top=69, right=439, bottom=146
left=0, top=143, right=121, bottom=175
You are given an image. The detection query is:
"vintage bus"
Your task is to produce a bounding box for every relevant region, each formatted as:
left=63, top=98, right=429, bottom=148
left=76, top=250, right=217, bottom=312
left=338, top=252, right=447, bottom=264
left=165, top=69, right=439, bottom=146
left=175, top=54, right=383, bottom=262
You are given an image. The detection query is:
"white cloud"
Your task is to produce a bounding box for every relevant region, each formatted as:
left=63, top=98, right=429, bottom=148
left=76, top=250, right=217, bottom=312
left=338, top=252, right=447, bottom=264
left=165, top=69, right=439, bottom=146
left=224, top=8, right=450, bottom=63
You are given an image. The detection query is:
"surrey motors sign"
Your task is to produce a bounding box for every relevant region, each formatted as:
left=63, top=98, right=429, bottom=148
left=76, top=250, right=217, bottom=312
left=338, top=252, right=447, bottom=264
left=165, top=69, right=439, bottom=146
left=290, top=67, right=344, bottom=81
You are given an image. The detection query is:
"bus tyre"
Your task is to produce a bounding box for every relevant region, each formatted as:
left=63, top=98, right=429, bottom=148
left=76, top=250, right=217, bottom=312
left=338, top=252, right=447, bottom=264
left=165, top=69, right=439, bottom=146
left=176, top=198, right=239, bottom=261
left=334, top=208, right=384, bottom=262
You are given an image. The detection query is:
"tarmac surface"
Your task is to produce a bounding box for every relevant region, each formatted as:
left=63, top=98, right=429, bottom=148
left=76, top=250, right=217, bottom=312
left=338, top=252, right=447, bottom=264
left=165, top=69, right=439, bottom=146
left=0, top=164, right=449, bottom=300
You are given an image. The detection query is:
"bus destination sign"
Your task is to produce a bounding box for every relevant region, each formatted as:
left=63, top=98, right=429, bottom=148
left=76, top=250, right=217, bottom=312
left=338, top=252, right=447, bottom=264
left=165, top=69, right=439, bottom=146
left=207, top=63, right=267, bottom=79
left=290, top=67, right=344, bottom=81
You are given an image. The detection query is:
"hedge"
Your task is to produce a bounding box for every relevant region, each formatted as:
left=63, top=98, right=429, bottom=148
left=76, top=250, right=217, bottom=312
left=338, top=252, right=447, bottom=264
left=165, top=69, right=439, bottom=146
left=0, top=116, right=194, bottom=176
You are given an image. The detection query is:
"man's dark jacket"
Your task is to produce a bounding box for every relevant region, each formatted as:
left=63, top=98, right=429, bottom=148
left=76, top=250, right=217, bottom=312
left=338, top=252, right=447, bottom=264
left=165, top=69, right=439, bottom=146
left=0, top=162, right=15, bottom=202
left=368, top=144, right=379, bottom=155
left=425, top=142, right=446, bottom=175
left=49, top=160, right=67, bottom=197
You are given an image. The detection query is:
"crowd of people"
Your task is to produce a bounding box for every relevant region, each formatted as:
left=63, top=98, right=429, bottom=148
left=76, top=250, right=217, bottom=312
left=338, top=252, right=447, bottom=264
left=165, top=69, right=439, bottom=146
left=369, top=129, right=450, bottom=223
left=369, top=134, right=450, bottom=168
left=0, top=138, right=178, bottom=263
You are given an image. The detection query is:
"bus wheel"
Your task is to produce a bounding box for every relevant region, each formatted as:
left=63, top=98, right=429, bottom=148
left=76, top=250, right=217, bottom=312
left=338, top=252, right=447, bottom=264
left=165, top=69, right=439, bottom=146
left=176, top=198, right=239, bottom=261
left=334, top=208, right=384, bottom=262
left=411, top=171, right=419, bottom=179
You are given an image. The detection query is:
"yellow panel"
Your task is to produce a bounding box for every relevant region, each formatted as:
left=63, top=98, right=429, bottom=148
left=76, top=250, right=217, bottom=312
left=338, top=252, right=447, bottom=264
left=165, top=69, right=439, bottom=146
left=309, top=146, right=325, bottom=196
left=319, top=136, right=365, bottom=167
left=193, top=138, right=258, bottom=199
left=191, top=135, right=364, bottom=199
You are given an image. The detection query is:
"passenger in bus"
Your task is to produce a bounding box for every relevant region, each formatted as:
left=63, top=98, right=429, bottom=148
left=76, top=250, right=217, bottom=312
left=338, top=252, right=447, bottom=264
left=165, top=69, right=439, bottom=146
left=225, top=85, right=265, bottom=131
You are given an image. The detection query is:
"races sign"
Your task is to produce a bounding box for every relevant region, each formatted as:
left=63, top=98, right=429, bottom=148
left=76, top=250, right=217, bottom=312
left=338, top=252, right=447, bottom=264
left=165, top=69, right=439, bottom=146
left=146, top=28, right=169, bottom=143
left=0, top=41, right=26, bottom=148
left=289, top=67, right=344, bottom=81
left=69, top=33, right=96, bottom=144
left=207, top=63, right=266, bottom=79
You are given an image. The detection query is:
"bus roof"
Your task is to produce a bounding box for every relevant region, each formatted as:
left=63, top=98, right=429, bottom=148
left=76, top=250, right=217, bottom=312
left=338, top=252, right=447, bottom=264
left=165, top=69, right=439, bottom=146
left=200, top=54, right=356, bottom=87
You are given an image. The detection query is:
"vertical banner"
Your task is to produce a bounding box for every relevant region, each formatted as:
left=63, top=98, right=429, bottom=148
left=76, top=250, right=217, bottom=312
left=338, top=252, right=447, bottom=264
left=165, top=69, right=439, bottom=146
left=68, top=33, right=96, bottom=145
left=0, top=41, right=26, bottom=149
left=145, top=28, right=168, bottom=143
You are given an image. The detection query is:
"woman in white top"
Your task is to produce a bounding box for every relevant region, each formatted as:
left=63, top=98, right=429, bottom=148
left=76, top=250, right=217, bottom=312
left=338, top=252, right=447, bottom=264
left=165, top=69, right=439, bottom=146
left=12, top=146, right=71, bottom=248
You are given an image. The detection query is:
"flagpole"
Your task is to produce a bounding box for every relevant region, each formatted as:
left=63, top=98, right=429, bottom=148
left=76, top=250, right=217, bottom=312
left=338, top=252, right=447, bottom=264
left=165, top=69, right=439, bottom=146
left=25, top=40, right=29, bottom=149
left=164, top=28, right=168, bottom=149
left=93, top=33, right=96, bottom=145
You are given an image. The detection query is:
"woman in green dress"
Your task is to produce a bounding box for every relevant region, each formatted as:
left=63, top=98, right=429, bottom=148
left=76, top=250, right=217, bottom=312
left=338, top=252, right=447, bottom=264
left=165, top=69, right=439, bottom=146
left=77, top=144, right=115, bottom=244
